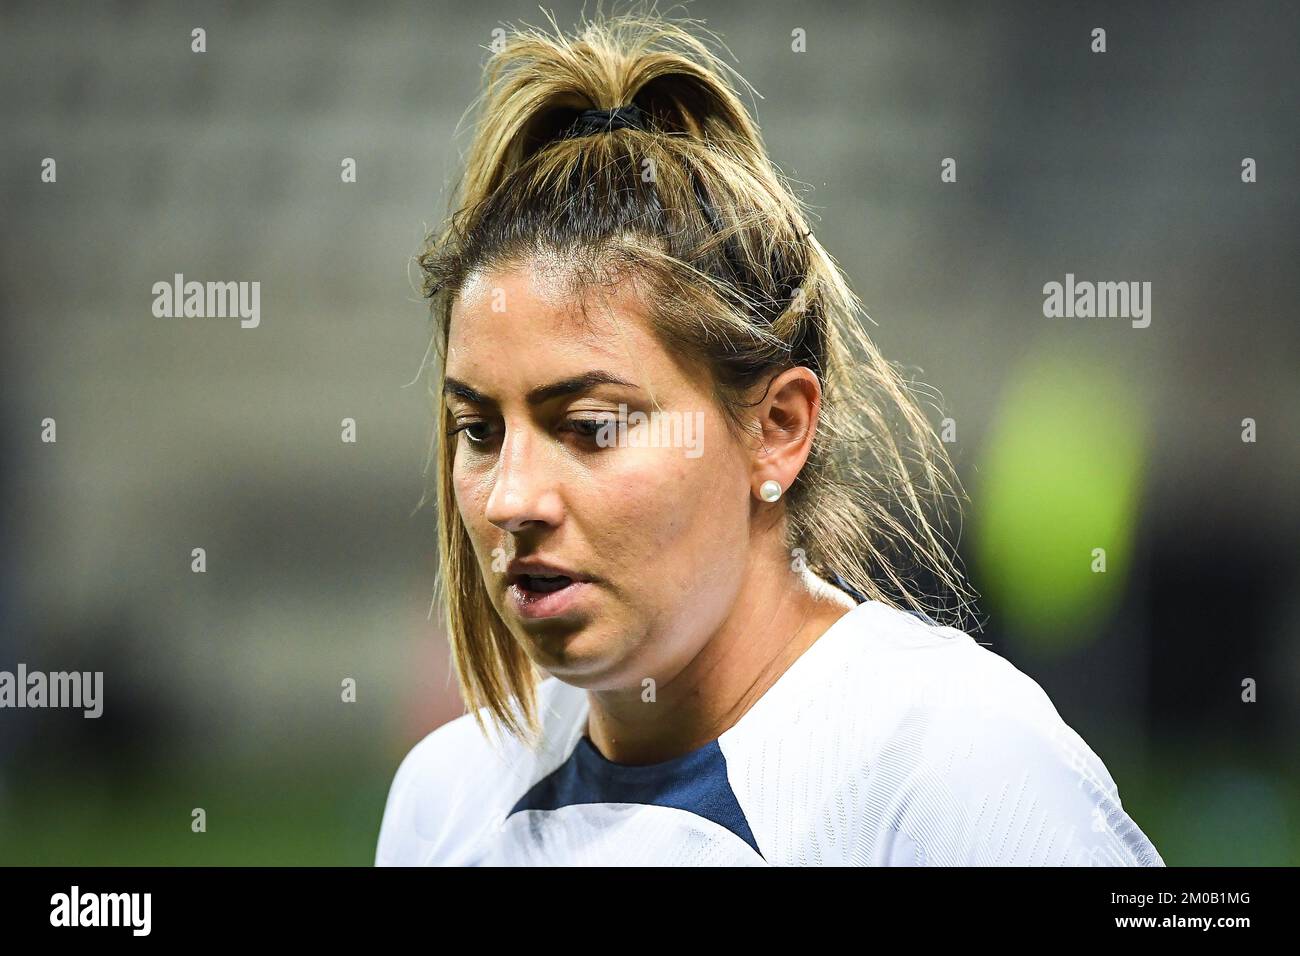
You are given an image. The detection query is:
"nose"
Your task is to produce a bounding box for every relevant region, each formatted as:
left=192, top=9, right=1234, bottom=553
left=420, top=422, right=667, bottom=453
left=483, top=422, right=563, bottom=534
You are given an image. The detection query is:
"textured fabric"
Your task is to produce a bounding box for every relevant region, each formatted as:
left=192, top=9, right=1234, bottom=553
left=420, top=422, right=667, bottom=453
left=375, top=600, right=1165, bottom=867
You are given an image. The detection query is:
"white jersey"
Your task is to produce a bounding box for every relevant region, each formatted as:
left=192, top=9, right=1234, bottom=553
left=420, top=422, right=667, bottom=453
left=376, top=599, right=1165, bottom=866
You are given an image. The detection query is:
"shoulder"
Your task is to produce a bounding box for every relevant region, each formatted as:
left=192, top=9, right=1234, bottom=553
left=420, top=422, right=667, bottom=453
left=374, top=676, right=585, bottom=866
left=372, top=709, right=507, bottom=866
left=741, top=601, right=1164, bottom=866
left=835, top=603, right=1164, bottom=866
left=763, top=599, right=1035, bottom=727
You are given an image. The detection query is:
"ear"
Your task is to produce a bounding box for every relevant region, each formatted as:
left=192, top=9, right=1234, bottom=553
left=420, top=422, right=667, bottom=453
left=750, top=366, right=822, bottom=501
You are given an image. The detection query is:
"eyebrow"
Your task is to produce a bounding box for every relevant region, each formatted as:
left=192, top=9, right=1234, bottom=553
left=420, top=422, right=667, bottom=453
left=442, top=371, right=640, bottom=406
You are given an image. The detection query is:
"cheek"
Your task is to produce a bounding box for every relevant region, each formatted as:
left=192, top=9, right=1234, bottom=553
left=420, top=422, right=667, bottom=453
left=592, top=447, right=748, bottom=581
left=451, top=461, right=494, bottom=547
left=674, top=457, right=749, bottom=563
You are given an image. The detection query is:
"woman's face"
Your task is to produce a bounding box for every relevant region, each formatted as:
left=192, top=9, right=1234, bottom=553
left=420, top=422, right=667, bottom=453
left=444, top=261, right=756, bottom=690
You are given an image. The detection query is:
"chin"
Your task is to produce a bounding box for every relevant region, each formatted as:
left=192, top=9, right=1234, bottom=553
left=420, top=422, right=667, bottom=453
left=526, top=628, right=635, bottom=690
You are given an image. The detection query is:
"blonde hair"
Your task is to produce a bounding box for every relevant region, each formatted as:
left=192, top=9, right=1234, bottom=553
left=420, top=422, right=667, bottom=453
left=416, top=5, right=979, bottom=746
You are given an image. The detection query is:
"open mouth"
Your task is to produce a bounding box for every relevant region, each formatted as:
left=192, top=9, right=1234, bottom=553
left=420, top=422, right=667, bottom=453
left=516, top=573, right=574, bottom=595
left=506, top=569, right=592, bottom=620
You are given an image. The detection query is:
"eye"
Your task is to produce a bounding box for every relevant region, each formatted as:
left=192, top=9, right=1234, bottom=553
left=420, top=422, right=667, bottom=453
left=448, top=420, right=498, bottom=446
left=564, top=416, right=611, bottom=438
left=561, top=412, right=620, bottom=443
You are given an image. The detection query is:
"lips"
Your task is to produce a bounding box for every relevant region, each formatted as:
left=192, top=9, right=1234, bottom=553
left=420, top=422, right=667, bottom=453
left=505, top=558, right=590, bottom=588
left=504, top=559, right=594, bottom=620
left=515, top=573, right=574, bottom=593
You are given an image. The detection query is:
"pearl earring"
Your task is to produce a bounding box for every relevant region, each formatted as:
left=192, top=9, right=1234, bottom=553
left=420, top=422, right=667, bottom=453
left=759, top=479, right=782, bottom=502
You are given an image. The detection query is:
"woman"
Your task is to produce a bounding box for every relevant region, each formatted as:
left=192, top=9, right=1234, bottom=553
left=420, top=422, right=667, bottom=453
left=376, top=10, right=1164, bottom=866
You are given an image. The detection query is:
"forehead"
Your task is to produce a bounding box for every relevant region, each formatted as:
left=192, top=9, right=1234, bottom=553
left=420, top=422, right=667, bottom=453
left=446, top=262, right=656, bottom=377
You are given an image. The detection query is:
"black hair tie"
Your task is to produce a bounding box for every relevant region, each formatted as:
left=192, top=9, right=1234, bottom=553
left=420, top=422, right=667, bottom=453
left=560, top=103, right=650, bottom=138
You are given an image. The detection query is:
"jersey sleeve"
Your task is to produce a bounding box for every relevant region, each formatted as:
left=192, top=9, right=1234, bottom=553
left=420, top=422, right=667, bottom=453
left=374, top=720, right=484, bottom=866
left=374, top=711, right=528, bottom=866
left=374, top=732, right=440, bottom=866
left=885, top=671, right=1165, bottom=867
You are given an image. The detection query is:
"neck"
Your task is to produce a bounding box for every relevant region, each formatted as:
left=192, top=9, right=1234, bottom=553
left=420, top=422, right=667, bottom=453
left=583, top=561, right=856, bottom=765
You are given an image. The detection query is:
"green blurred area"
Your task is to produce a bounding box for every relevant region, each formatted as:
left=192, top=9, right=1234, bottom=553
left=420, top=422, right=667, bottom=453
left=0, top=756, right=397, bottom=867
left=974, top=350, right=1149, bottom=648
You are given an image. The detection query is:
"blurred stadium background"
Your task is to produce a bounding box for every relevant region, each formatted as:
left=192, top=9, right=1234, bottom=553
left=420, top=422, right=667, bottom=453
left=1, top=0, right=1297, bottom=864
